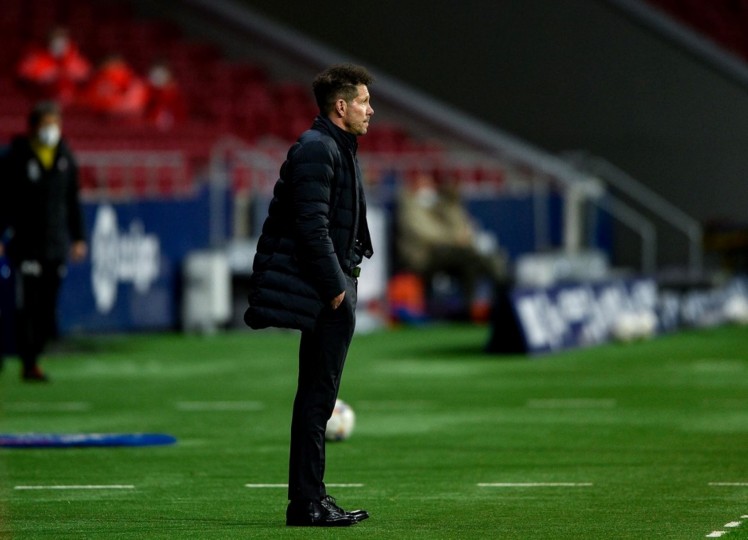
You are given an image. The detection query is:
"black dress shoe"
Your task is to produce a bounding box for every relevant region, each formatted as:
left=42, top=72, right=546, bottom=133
left=286, top=499, right=357, bottom=527
left=321, top=495, right=370, bottom=522
left=22, top=366, right=50, bottom=383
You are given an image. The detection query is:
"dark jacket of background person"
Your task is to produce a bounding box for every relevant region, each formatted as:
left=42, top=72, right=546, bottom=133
left=245, top=115, right=373, bottom=331
left=1, top=135, right=85, bottom=263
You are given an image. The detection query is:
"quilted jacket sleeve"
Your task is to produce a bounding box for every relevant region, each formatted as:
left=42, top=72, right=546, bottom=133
left=289, top=139, right=346, bottom=302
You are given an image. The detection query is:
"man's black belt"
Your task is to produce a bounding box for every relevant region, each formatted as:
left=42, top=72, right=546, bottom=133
left=345, top=266, right=361, bottom=278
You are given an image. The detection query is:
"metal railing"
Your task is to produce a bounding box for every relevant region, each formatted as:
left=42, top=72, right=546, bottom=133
left=207, top=135, right=517, bottom=242
left=565, top=151, right=703, bottom=277
left=76, top=150, right=192, bottom=201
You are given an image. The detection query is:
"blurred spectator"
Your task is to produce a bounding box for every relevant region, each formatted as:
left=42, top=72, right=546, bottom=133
left=144, top=60, right=187, bottom=130
left=16, top=26, right=92, bottom=105
left=78, top=54, right=148, bottom=116
left=396, top=172, right=508, bottom=318
left=0, top=101, right=86, bottom=382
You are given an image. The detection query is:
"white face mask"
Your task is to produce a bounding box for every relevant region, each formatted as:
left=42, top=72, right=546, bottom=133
left=148, top=66, right=170, bottom=87
left=49, top=36, right=69, bottom=57
left=415, top=187, right=439, bottom=208
left=37, top=124, right=61, bottom=147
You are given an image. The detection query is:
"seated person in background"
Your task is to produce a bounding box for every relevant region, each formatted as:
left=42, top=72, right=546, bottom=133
left=78, top=54, right=148, bottom=117
left=144, top=60, right=187, bottom=130
left=17, top=26, right=92, bottom=105
left=396, top=172, right=509, bottom=318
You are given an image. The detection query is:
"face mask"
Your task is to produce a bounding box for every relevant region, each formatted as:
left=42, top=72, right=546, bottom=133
left=49, top=36, right=69, bottom=57
left=415, top=187, right=439, bottom=208
left=148, top=67, right=170, bottom=87
left=37, top=124, right=61, bottom=147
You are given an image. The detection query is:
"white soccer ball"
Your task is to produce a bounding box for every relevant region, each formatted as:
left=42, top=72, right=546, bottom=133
left=325, top=399, right=355, bottom=441
left=724, top=295, right=748, bottom=325
left=635, top=309, right=658, bottom=338
left=611, top=309, right=658, bottom=342
left=610, top=311, right=640, bottom=342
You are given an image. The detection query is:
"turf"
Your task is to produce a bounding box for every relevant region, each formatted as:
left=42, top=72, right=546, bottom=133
left=1, top=324, right=747, bottom=539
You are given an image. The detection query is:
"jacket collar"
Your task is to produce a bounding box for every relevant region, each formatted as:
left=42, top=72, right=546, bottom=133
left=312, top=115, right=358, bottom=155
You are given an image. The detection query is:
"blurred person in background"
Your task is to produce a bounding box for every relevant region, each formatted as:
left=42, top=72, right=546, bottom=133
left=144, top=60, right=187, bottom=130
left=0, top=101, right=86, bottom=382
left=244, top=64, right=374, bottom=527
left=396, top=171, right=508, bottom=319
left=17, top=26, right=92, bottom=106
left=0, top=202, right=6, bottom=376
left=78, top=54, right=148, bottom=117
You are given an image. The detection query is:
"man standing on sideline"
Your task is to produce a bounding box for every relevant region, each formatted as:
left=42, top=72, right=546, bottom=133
left=0, top=101, right=87, bottom=382
left=244, top=64, right=374, bottom=526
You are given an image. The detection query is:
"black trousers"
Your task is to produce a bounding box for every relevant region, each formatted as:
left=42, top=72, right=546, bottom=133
left=288, top=275, right=357, bottom=501
left=15, top=260, right=63, bottom=371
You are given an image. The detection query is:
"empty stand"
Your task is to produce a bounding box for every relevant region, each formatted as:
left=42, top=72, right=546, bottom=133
left=0, top=0, right=506, bottom=201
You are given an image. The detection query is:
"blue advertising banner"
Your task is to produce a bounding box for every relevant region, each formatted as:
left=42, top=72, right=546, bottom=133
left=487, top=276, right=748, bottom=355
left=510, top=278, right=658, bottom=354
left=57, top=194, right=212, bottom=334
left=487, top=278, right=659, bottom=355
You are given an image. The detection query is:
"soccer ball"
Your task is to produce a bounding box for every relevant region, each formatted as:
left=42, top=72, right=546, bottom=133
left=724, top=295, right=748, bottom=325
left=610, top=311, right=640, bottom=342
left=635, top=309, right=658, bottom=338
left=610, top=309, right=657, bottom=342
left=325, top=399, right=355, bottom=441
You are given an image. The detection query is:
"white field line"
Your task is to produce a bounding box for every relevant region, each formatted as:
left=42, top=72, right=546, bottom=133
left=526, top=399, right=617, bottom=409
left=175, top=401, right=265, bottom=412
left=15, top=485, right=135, bottom=491
left=478, top=483, right=593, bottom=487
left=709, top=483, right=748, bottom=487
left=245, top=483, right=364, bottom=488
left=705, top=515, right=747, bottom=538
left=4, top=402, right=91, bottom=412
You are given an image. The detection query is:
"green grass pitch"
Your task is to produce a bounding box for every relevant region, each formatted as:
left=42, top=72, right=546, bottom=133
left=1, top=324, right=747, bottom=539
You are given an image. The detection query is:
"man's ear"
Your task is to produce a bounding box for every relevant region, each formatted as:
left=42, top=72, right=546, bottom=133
left=335, top=98, right=346, bottom=117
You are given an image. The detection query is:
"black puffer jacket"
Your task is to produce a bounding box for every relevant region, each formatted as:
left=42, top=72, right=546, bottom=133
left=244, top=115, right=373, bottom=332
left=0, top=136, right=85, bottom=262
